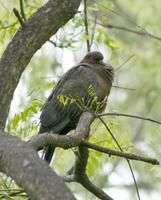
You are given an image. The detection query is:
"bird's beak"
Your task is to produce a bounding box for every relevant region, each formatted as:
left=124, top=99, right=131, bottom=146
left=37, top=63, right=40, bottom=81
left=99, top=61, right=106, bottom=65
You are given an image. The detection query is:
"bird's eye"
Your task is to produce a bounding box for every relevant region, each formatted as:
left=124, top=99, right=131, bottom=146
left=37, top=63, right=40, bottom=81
left=95, top=56, right=103, bottom=61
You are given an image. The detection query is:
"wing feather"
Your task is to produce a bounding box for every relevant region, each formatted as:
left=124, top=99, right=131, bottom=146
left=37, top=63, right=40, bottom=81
left=40, top=65, right=95, bottom=129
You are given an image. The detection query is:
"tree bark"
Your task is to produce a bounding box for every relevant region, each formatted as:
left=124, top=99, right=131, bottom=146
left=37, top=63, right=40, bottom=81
left=0, top=130, right=76, bottom=200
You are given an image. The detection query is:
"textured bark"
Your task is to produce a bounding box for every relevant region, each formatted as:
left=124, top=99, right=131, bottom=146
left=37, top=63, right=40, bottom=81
left=0, top=130, right=76, bottom=200
left=0, top=0, right=81, bottom=128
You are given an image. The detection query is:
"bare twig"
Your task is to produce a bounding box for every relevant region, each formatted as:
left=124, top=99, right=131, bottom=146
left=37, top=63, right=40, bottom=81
left=99, top=112, right=161, bottom=125
left=114, top=54, right=135, bottom=72
left=48, top=39, right=71, bottom=48
left=0, top=22, right=18, bottom=30
left=90, top=16, right=97, bottom=47
left=97, top=116, right=141, bottom=200
left=20, top=0, right=26, bottom=21
left=13, top=8, right=24, bottom=27
left=97, top=22, right=161, bottom=42
left=83, top=141, right=159, bottom=165
left=112, top=85, right=135, bottom=91
left=111, top=0, right=135, bottom=22
left=84, top=0, right=90, bottom=52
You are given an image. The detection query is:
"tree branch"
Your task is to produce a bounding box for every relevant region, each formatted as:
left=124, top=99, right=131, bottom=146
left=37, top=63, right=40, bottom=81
left=83, top=141, right=159, bottom=165
left=29, top=112, right=114, bottom=199
left=28, top=132, right=159, bottom=166
left=97, top=22, right=161, bottom=42
left=64, top=112, right=114, bottom=200
left=19, top=0, right=26, bottom=21
left=99, top=112, right=161, bottom=125
left=97, top=116, right=141, bottom=200
left=0, top=130, right=76, bottom=200
left=73, top=146, right=114, bottom=200
left=0, top=22, right=18, bottom=30
left=27, top=111, right=159, bottom=199
left=13, top=8, right=24, bottom=27
left=83, top=0, right=90, bottom=52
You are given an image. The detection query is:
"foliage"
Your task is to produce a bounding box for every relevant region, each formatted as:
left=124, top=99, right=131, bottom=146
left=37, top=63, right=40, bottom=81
left=0, top=0, right=161, bottom=199
left=57, top=84, right=107, bottom=113
left=0, top=173, right=26, bottom=200
left=0, top=0, right=44, bottom=54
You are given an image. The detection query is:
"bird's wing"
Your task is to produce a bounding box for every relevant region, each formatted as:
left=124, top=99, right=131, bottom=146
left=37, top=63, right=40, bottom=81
left=40, top=65, right=95, bottom=130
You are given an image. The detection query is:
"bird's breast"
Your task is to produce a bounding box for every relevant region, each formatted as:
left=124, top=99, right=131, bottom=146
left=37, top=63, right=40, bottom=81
left=96, top=73, right=110, bottom=91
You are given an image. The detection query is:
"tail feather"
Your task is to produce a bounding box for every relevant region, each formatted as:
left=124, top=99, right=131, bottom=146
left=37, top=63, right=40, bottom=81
left=43, top=146, right=55, bottom=163
left=39, top=120, right=74, bottom=164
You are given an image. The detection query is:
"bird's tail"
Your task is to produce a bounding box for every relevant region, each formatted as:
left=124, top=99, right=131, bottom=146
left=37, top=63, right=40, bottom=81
left=43, top=146, right=55, bottom=163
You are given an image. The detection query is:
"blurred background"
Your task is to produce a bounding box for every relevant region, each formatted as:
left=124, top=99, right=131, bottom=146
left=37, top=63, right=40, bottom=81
left=0, top=0, right=161, bottom=199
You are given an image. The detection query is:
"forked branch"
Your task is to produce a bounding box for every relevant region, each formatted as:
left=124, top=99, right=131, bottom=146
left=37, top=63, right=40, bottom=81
left=28, top=112, right=160, bottom=200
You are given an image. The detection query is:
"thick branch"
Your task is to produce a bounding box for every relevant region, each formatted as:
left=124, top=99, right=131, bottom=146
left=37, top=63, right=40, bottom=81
left=28, top=112, right=160, bottom=166
left=28, top=112, right=95, bottom=149
left=28, top=133, right=82, bottom=150
left=64, top=148, right=113, bottom=200
left=0, top=0, right=81, bottom=128
left=28, top=133, right=159, bottom=166
left=0, top=130, right=76, bottom=200
left=29, top=112, right=114, bottom=199
left=66, top=112, right=113, bottom=200
left=75, top=112, right=95, bottom=138
left=74, top=146, right=113, bottom=200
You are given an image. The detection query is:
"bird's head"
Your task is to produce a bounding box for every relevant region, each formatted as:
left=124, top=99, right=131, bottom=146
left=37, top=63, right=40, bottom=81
left=80, top=51, right=114, bottom=72
left=80, top=51, right=104, bottom=64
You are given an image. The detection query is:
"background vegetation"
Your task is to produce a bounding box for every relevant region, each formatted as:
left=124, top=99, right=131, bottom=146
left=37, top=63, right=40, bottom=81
left=0, top=0, right=161, bottom=199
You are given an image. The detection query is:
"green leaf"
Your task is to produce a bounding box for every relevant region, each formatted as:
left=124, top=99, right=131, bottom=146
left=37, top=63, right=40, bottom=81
left=13, top=114, right=19, bottom=128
